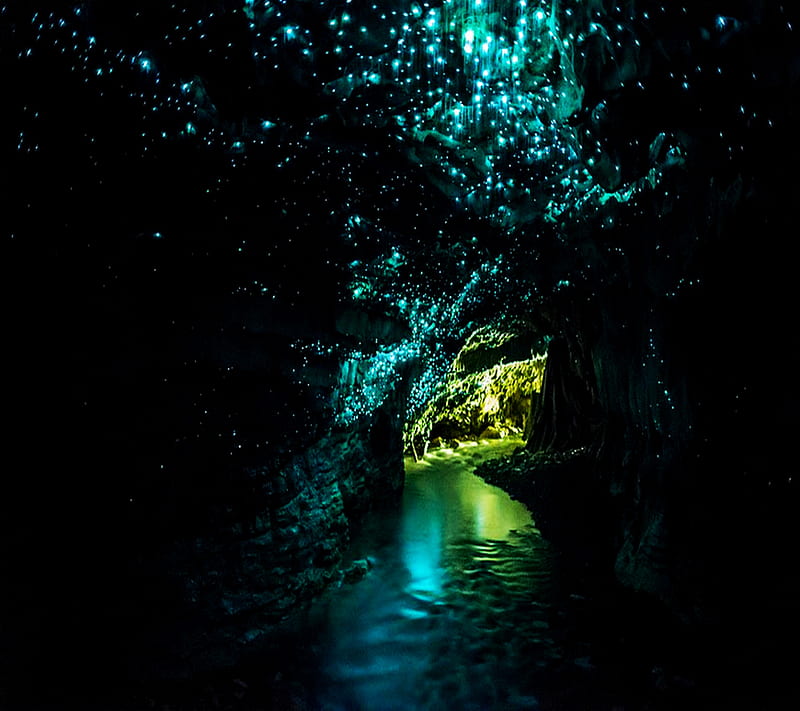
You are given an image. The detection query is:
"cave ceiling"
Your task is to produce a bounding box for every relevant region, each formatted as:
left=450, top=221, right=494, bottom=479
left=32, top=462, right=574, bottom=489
left=4, top=1, right=796, bottom=424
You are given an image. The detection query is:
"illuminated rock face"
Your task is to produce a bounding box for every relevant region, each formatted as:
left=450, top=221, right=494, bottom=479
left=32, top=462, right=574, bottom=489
left=407, top=323, right=546, bottom=453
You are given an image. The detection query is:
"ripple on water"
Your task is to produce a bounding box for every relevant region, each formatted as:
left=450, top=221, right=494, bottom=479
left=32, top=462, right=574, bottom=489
left=310, top=441, right=561, bottom=710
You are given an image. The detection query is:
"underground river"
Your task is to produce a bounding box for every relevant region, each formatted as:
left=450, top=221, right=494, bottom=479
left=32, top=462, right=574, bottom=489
left=18, top=440, right=779, bottom=710
left=260, top=440, right=762, bottom=711
left=296, top=440, right=574, bottom=710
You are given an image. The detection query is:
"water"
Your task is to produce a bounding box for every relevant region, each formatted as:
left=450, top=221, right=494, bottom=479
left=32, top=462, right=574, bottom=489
left=304, top=440, right=561, bottom=710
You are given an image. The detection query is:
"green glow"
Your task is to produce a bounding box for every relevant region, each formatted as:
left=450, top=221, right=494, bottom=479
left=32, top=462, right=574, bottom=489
left=406, top=324, right=547, bottom=455
left=243, top=0, right=255, bottom=22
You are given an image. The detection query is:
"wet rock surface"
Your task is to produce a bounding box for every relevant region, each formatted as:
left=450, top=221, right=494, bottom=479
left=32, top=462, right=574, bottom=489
left=477, top=447, right=614, bottom=571
left=476, top=447, right=800, bottom=708
left=406, top=322, right=547, bottom=454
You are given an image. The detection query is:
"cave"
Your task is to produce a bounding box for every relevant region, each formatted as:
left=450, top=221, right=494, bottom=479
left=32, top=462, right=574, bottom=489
left=2, top=1, right=799, bottom=709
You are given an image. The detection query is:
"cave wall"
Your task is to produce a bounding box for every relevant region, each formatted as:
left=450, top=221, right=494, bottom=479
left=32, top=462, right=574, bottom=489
left=406, top=323, right=546, bottom=453
left=2, top=1, right=435, bottom=685
left=521, top=0, right=800, bottom=617
left=584, top=174, right=800, bottom=618
left=2, top=225, right=412, bottom=685
left=127, top=417, right=406, bottom=680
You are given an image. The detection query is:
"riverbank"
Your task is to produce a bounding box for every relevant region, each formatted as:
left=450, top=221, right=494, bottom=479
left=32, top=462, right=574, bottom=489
left=475, top=446, right=800, bottom=709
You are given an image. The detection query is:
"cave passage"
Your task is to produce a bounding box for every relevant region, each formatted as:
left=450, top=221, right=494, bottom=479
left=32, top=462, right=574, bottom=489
left=4, top=1, right=799, bottom=707
left=294, top=440, right=563, bottom=710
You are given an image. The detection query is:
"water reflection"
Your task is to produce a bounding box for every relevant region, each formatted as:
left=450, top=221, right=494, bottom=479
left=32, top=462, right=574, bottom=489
left=312, top=440, right=557, bottom=710
left=401, top=443, right=534, bottom=600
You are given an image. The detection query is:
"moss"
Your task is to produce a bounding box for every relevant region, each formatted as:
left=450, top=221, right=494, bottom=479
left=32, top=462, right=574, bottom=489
left=407, top=355, right=545, bottom=455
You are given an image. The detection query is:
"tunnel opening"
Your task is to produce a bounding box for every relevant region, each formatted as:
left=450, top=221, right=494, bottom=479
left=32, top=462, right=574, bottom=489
left=402, top=315, right=603, bottom=463
left=404, top=319, right=549, bottom=459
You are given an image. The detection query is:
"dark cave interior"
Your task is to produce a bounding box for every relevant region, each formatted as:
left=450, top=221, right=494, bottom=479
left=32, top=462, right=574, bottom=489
left=2, top=1, right=800, bottom=709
